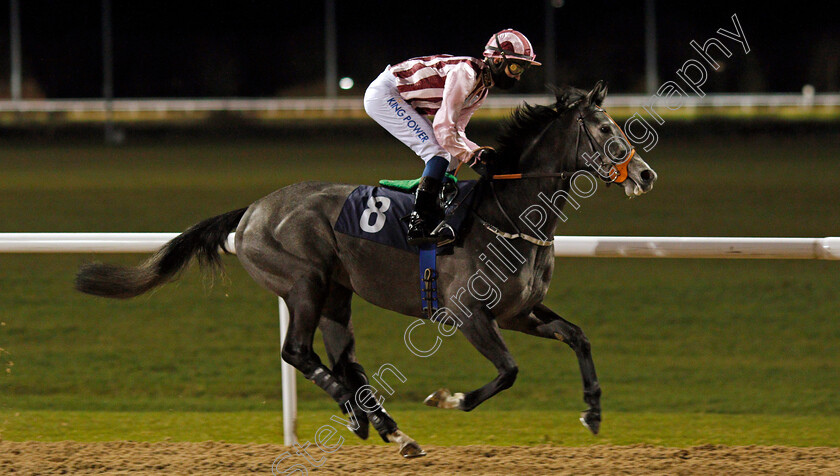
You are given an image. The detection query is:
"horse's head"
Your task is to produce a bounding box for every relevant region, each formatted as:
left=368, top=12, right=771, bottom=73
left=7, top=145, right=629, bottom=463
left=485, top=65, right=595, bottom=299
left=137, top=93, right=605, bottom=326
left=494, top=82, right=657, bottom=197
left=561, top=81, right=658, bottom=197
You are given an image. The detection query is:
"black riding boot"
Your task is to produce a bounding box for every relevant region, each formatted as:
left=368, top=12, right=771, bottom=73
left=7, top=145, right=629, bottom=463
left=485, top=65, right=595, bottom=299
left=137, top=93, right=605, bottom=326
left=406, top=176, right=444, bottom=245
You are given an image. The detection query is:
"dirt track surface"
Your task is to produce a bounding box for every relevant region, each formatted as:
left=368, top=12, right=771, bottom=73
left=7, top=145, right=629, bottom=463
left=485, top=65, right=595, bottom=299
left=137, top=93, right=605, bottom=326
left=2, top=441, right=839, bottom=475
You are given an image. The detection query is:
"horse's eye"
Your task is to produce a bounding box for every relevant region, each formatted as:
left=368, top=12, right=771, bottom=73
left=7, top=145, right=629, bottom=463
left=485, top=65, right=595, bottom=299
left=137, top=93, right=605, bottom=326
left=599, top=125, right=611, bottom=134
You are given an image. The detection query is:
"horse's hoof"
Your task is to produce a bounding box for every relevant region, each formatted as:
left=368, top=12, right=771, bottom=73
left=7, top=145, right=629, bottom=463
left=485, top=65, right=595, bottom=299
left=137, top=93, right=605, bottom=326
left=580, top=409, right=601, bottom=435
left=400, top=440, right=427, bottom=458
left=423, top=388, right=448, bottom=407
left=387, top=429, right=426, bottom=458
left=423, top=388, right=464, bottom=409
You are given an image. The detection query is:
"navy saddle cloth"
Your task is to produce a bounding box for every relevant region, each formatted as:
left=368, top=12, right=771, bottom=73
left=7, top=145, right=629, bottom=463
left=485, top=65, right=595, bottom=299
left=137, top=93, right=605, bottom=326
left=334, top=180, right=479, bottom=253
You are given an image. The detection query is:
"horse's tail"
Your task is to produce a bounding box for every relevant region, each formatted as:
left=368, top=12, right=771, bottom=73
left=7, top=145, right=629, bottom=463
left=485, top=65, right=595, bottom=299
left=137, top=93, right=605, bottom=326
left=75, top=208, right=248, bottom=299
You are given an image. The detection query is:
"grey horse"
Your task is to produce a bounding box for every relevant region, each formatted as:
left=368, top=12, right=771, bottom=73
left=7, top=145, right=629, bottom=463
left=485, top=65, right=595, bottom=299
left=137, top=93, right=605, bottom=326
left=76, top=81, right=657, bottom=457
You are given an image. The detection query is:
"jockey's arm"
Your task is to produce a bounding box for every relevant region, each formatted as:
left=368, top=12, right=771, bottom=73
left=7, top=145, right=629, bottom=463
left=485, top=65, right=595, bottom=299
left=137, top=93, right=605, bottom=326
left=456, top=102, right=482, bottom=152
left=433, top=63, right=481, bottom=163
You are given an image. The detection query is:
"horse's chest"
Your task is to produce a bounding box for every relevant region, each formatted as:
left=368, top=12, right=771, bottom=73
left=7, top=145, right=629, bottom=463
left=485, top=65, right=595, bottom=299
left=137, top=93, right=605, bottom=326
left=494, top=253, right=553, bottom=316
left=525, top=260, right=553, bottom=302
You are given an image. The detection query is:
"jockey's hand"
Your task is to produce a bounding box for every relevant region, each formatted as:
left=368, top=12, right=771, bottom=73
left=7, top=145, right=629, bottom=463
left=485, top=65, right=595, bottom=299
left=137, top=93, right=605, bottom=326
left=468, top=147, right=496, bottom=178
left=471, top=146, right=497, bottom=165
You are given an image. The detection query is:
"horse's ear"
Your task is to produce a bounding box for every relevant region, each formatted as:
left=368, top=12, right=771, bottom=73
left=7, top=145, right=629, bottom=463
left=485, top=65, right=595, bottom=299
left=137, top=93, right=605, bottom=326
left=586, top=80, right=608, bottom=107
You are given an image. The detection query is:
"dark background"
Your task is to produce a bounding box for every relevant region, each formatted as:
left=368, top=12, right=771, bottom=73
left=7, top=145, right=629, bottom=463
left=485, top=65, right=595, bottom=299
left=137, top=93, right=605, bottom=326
left=0, top=0, right=838, bottom=98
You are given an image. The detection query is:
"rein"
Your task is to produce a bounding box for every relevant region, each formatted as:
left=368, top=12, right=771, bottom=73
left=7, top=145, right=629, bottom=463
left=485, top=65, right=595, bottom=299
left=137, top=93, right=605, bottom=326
left=489, top=172, right=569, bottom=180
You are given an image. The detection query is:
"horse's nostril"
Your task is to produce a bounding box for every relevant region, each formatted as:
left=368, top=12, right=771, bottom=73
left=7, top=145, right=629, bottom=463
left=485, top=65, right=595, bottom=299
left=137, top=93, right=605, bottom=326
left=640, top=169, right=654, bottom=183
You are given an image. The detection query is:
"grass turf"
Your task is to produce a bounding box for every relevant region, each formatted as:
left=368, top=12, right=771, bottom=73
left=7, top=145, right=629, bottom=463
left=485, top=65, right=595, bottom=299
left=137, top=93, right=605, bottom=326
left=1, top=130, right=839, bottom=445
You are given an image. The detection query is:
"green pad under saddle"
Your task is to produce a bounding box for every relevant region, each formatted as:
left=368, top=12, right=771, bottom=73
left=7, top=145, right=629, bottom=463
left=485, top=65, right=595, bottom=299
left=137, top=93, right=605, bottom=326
left=379, top=173, right=457, bottom=192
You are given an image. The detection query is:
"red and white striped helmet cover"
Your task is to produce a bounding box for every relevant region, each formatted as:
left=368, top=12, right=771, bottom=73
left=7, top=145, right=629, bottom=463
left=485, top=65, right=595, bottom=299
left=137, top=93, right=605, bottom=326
left=483, top=29, right=541, bottom=65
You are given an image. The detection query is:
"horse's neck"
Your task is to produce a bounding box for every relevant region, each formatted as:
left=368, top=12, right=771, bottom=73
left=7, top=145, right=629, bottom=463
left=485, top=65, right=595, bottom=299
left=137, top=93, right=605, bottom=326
left=475, top=116, right=575, bottom=242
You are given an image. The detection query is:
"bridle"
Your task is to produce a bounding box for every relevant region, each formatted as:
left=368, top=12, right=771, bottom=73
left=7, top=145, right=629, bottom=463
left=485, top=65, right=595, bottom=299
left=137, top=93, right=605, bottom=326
left=575, top=106, right=636, bottom=183
left=467, top=103, right=636, bottom=247
left=485, top=105, right=635, bottom=183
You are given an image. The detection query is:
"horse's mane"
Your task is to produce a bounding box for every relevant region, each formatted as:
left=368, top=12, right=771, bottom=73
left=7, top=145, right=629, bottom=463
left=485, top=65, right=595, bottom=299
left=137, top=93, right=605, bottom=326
left=494, top=85, right=588, bottom=173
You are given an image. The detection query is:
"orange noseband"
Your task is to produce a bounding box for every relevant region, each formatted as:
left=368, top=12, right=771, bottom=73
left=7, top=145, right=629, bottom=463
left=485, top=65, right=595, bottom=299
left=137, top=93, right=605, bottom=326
left=600, top=110, right=635, bottom=184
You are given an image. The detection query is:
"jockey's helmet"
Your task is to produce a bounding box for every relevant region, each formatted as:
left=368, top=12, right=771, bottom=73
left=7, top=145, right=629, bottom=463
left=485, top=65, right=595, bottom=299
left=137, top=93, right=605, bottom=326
left=482, top=29, right=540, bottom=89
left=483, top=29, right=541, bottom=66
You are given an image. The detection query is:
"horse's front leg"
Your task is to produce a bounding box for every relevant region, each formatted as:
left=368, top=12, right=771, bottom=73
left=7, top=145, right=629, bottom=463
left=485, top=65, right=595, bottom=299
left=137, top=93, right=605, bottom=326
left=499, top=303, right=601, bottom=434
left=424, top=307, right=518, bottom=412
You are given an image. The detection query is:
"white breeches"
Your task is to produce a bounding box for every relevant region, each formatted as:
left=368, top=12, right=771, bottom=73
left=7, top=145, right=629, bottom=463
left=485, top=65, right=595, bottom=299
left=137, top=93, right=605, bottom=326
left=363, top=67, right=452, bottom=164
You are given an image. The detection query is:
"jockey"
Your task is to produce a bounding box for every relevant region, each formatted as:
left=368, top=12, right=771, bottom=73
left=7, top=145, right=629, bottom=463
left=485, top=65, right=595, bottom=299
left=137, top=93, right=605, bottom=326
left=364, top=29, right=541, bottom=245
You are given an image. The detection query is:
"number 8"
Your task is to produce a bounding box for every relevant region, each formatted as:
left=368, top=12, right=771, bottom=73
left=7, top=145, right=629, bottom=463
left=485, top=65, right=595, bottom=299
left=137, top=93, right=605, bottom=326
left=359, top=196, right=391, bottom=233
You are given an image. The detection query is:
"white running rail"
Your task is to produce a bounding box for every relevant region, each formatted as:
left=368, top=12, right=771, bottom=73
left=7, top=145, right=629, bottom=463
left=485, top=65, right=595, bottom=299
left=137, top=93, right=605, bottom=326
left=1, top=233, right=838, bottom=260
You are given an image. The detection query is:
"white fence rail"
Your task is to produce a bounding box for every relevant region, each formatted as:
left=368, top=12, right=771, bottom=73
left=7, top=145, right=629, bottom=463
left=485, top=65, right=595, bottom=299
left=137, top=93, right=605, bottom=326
left=2, top=233, right=839, bottom=260
left=551, top=236, right=840, bottom=260
left=2, top=232, right=838, bottom=446
left=0, top=93, right=838, bottom=114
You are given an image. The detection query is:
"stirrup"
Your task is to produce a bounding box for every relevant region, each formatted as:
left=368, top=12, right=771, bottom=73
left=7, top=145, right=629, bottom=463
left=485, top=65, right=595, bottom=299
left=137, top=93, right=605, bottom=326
left=407, top=221, right=452, bottom=246
left=430, top=221, right=456, bottom=247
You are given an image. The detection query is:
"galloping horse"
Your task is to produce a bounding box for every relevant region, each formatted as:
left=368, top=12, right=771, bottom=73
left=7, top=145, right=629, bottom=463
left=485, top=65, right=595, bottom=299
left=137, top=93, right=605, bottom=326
left=76, top=81, right=657, bottom=457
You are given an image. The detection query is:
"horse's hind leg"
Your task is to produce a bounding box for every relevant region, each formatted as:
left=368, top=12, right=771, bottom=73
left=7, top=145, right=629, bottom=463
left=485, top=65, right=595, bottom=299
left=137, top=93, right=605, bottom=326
left=317, top=285, right=424, bottom=457
left=279, top=273, right=377, bottom=423
left=318, top=284, right=371, bottom=439
left=281, top=274, right=424, bottom=457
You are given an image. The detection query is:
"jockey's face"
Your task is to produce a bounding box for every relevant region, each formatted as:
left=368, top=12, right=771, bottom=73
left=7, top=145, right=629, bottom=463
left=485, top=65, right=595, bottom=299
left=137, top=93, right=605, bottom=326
left=488, top=58, right=520, bottom=90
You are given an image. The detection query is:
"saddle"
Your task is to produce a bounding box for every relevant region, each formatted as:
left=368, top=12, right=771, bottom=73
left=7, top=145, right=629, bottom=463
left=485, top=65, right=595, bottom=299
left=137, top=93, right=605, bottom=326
left=334, top=179, right=480, bottom=254
left=378, top=172, right=458, bottom=194
left=334, top=178, right=481, bottom=318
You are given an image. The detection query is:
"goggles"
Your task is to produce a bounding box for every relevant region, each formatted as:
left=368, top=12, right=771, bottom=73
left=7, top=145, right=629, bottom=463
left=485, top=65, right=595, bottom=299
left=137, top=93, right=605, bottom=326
left=505, top=61, right=529, bottom=77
